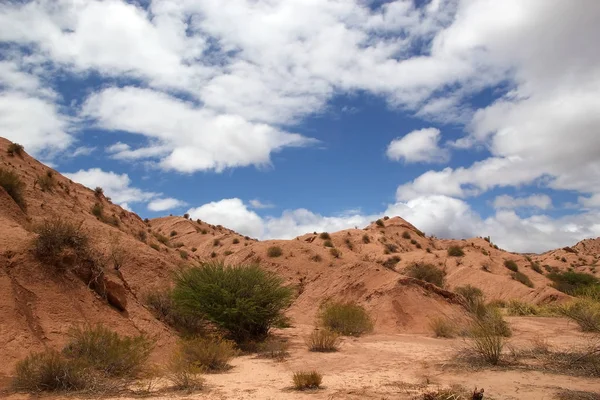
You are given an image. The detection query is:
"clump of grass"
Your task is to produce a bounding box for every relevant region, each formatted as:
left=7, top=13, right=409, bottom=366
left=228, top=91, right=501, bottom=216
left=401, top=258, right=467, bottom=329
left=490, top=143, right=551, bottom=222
left=429, top=317, right=456, bottom=338
left=558, top=298, right=600, bottom=332
left=35, top=171, right=55, bottom=192
left=468, top=316, right=506, bottom=365
left=319, top=232, right=331, bottom=240
left=454, top=285, right=485, bottom=314
left=213, top=239, right=220, bottom=246
left=311, top=254, right=323, bottom=262
left=150, top=243, right=160, bottom=251
left=12, top=350, right=89, bottom=392
left=179, top=250, right=188, bottom=259
left=292, top=371, right=322, bottom=390
left=362, top=234, right=370, bottom=244
left=323, top=239, right=334, bottom=248
left=170, top=230, right=177, bottom=237
left=375, top=219, right=385, bottom=227
left=329, top=248, right=341, bottom=258
left=344, top=238, right=353, bottom=250
left=223, top=250, right=233, bottom=256
left=382, top=255, right=401, bottom=270
left=91, top=203, right=103, bottom=217
left=177, top=336, right=237, bottom=372
left=402, top=231, right=411, bottom=239
left=531, top=262, right=543, bottom=274
left=33, top=218, right=90, bottom=271
left=306, top=329, right=339, bottom=352
left=94, top=187, right=103, bottom=197
left=256, top=337, right=290, bottom=360
left=63, top=324, right=153, bottom=377
left=404, top=262, right=446, bottom=287
left=507, top=300, right=539, bottom=316
left=7, top=142, right=24, bottom=156
left=267, top=246, right=283, bottom=257
left=168, top=352, right=204, bottom=392
left=422, top=385, right=474, bottom=400
left=447, top=246, right=464, bottom=257
left=0, top=167, right=26, bottom=209
left=319, top=302, right=373, bottom=336
left=154, top=232, right=170, bottom=245
left=232, top=238, right=240, bottom=244
left=384, top=243, right=398, bottom=253
left=201, top=229, right=208, bottom=234
left=504, top=259, right=519, bottom=272
left=512, top=271, right=534, bottom=288
left=173, top=262, right=293, bottom=342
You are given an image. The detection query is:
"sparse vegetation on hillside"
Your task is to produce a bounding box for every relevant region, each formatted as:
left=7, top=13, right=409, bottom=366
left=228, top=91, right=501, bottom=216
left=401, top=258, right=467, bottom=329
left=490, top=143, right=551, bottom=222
left=292, top=371, right=322, bottom=390
left=559, top=298, right=600, bottom=332
left=35, top=171, right=55, bottom=192
left=173, top=262, right=293, bottom=342
left=319, top=302, right=373, bottom=336
left=404, top=262, right=446, bottom=287
left=12, top=350, right=89, bottom=392
left=447, top=246, right=464, bottom=257
left=504, top=259, right=519, bottom=272
left=177, top=336, right=237, bottom=372
left=33, top=218, right=91, bottom=271
left=547, top=271, right=600, bottom=295
left=454, top=285, right=485, bottom=314
left=0, top=167, right=26, bottom=209
left=267, top=246, right=283, bottom=257
left=7, top=142, right=24, bottom=157
left=512, top=271, right=534, bottom=288
left=306, top=329, right=339, bottom=352
left=507, top=300, right=540, bottom=316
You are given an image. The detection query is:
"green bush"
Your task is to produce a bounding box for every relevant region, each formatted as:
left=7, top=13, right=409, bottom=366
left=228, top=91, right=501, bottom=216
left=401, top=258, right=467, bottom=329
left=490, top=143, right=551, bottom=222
left=63, top=324, right=153, bottom=377
left=0, top=167, right=26, bottom=209
left=429, top=317, right=456, bottom=338
left=447, top=246, right=464, bottom=257
left=172, top=262, right=293, bottom=342
left=476, top=306, right=512, bottom=337
left=454, top=285, right=485, bottom=313
left=559, top=299, right=600, bottom=333
left=469, top=320, right=505, bottom=365
left=144, top=289, right=205, bottom=336
left=547, top=271, right=600, bottom=295
left=7, top=142, right=24, bottom=156
left=178, top=336, right=237, bottom=372
left=507, top=300, right=539, bottom=316
left=404, top=262, right=446, bottom=287
left=504, top=260, right=519, bottom=272
left=267, top=246, right=283, bottom=257
left=511, top=271, right=534, bottom=288
left=375, top=219, right=384, bottom=227
left=319, top=302, right=373, bottom=336
left=12, top=350, right=88, bottom=392
left=292, top=371, right=322, bottom=390
left=531, top=263, right=543, bottom=274
left=306, top=329, right=339, bottom=352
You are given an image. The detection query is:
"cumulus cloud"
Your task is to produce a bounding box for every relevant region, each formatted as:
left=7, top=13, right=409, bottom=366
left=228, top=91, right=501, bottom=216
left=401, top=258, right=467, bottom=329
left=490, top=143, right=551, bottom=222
left=147, top=198, right=188, bottom=212
left=493, top=194, right=552, bottom=210
left=187, top=199, right=265, bottom=238
left=63, top=168, right=159, bottom=207
left=249, top=199, right=274, bottom=209
left=386, top=128, right=449, bottom=163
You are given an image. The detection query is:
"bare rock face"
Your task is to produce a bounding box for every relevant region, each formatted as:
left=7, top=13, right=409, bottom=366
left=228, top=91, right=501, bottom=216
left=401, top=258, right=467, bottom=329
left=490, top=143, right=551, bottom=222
left=103, top=276, right=128, bottom=312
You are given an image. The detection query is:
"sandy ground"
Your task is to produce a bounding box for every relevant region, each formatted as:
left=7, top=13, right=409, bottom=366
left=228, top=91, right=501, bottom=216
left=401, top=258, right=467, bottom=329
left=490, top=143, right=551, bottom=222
left=4, top=316, right=599, bottom=400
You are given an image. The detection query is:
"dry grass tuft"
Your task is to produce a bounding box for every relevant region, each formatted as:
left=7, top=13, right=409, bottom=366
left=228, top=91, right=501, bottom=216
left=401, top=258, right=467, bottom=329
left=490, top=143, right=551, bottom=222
left=306, top=329, right=340, bottom=352
left=292, top=370, right=322, bottom=390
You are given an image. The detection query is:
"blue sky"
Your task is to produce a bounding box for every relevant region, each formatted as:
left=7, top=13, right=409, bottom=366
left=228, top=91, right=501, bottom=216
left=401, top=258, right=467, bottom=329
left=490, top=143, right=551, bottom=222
left=1, top=0, right=599, bottom=252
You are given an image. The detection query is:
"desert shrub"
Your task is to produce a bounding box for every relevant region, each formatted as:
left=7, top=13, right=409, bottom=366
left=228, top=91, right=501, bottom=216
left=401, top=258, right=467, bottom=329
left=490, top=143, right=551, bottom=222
left=12, top=350, right=88, bottom=392
left=447, top=246, right=464, bottom=257
left=531, top=263, right=543, bottom=274
left=213, top=239, right=220, bottom=246
left=404, top=262, right=446, bottom=287
left=267, top=246, right=283, bottom=257
left=476, top=306, right=512, bottom=337
left=576, top=285, right=600, bottom=302
left=292, top=371, right=322, bottom=390
left=454, top=285, right=485, bottom=313
left=210, top=252, right=217, bottom=258
left=35, top=171, right=55, bottom=192
left=504, top=259, right=519, bottom=272
left=150, top=243, right=160, bottom=251
left=547, top=271, right=600, bottom=295
left=94, top=187, right=103, bottom=197
left=168, top=352, right=204, bottom=391
left=362, top=234, right=370, bottom=244
left=559, top=299, right=600, bottom=332
left=223, top=250, right=233, bottom=256
left=375, top=219, right=384, bottom=227
left=144, top=289, right=205, bottom=336
left=173, top=262, right=293, bottom=342
left=179, top=250, right=189, bottom=259
left=429, top=317, right=456, bottom=338
left=170, top=230, right=177, bottom=237
left=382, top=256, right=401, bottom=270
left=91, top=203, right=103, bottom=217
left=178, top=336, right=237, bottom=372
left=306, top=329, right=339, bottom=352
left=319, top=232, right=331, bottom=240
left=561, top=256, right=567, bottom=262
left=63, top=324, right=153, bottom=377
left=232, top=238, right=240, bottom=244
left=469, top=316, right=506, bottom=365
left=256, top=337, right=290, bottom=360
left=344, top=238, right=353, bottom=250
left=401, top=231, right=411, bottom=239
left=154, top=233, right=170, bottom=245
left=323, top=239, right=334, bottom=247
left=201, top=229, right=208, bottom=234
left=33, top=218, right=90, bottom=269
left=507, top=300, right=539, bottom=316
left=511, top=271, right=534, bottom=288
left=7, top=142, right=24, bottom=156
left=410, top=239, right=417, bottom=245
left=384, top=243, right=398, bottom=253
left=319, top=302, right=373, bottom=336
left=330, top=248, right=341, bottom=258
left=0, top=167, right=26, bottom=209
left=183, top=213, right=190, bottom=219
left=310, top=254, right=322, bottom=262
left=137, top=230, right=147, bottom=242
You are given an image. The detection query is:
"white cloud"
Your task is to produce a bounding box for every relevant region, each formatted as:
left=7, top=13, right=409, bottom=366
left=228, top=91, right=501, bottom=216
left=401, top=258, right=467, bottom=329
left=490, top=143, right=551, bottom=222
left=82, top=87, right=317, bottom=173
left=147, top=198, right=188, bottom=212
left=249, top=199, right=274, bottom=209
left=63, top=168, right=158, bottom=206
left=386, top=128, right=449, bottom=163
left=187, top=199, right=265, bottom=238
left=71, top=146, right=96, bottom=157
left=493, top=194, right=552, bottom=210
